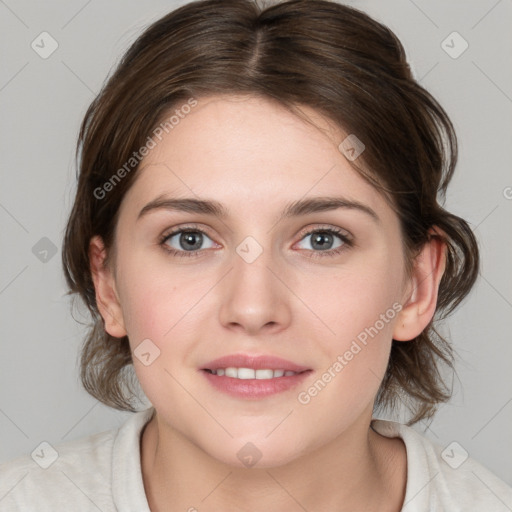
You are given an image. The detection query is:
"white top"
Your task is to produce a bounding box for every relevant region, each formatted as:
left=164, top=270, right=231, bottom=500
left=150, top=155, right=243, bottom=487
left=1, top=407, right=511, bottom=511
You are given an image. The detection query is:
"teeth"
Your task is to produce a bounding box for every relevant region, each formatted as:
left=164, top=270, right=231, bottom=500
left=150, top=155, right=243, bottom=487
left=209, top=367, right=299, bottom=379
left=255, top=369, right=274, bottom=379
left=225, top=367, right=238, bottom=378
left=238, top=368, right=255, bottom=379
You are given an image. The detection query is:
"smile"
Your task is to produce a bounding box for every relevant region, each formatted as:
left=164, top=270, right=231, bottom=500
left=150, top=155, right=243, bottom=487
left=205, top=368, right=299, bottom=379
left=200, top=353, right=312, bottom=399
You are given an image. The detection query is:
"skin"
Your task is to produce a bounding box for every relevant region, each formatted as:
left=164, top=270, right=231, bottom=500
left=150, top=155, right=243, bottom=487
left=90, top=94, right=446, bottom=512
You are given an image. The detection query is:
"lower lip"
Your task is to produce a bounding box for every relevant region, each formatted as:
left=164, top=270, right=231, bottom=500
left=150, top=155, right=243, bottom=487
left=201, top=370, right=313, bottom=399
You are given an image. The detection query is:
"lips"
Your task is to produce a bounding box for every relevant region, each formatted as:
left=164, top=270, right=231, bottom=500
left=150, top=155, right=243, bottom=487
left=202, top=354, right=310, bottom=373
left=201, top=354, right=312, bottom=399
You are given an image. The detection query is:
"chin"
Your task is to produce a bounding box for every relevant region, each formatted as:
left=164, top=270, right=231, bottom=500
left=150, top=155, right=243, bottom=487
left=204, top=436, right=308, bottom=470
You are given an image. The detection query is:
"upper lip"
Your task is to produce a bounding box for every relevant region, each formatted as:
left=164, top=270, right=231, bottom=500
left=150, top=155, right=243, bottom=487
left=202, top=354, right=310, bottom=372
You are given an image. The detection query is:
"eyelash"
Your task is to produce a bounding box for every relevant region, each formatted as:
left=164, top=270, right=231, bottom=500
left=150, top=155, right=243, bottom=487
left=158, top=224, right=353, bottom=259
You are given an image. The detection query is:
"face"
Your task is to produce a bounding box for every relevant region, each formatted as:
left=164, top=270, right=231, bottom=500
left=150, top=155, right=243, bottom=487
left=104, top=95, right=412, bottom=467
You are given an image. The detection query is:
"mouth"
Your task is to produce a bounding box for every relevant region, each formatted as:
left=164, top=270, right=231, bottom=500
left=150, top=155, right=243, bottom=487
left=203, top=367, right=303, bottom=379
left=201, top=354, right=312, bottom=399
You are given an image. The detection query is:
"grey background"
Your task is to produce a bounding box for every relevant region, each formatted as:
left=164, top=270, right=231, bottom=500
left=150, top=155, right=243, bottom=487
left=1, top=0, right=511, bottom=487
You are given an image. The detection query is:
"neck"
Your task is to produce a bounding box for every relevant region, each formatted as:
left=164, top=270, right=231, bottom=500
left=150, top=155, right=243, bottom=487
left=140, top=412, right=407, bottom=512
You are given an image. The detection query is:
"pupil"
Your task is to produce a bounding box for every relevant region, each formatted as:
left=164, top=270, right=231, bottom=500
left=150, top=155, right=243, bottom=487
left=181, top=232, right=202, bottom=251
left=312, top=232, right=332, bottom=250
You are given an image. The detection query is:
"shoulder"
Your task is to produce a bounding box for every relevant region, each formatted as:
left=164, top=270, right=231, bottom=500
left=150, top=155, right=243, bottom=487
left=0, top=427, right=117, bottom=512
left=0, top=408, right=154, bottom=512
left=372, top=419, right=512, bottom=512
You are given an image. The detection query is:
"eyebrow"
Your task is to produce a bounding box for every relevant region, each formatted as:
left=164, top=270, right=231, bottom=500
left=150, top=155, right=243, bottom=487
left=137, top=195, right=380, bottom=224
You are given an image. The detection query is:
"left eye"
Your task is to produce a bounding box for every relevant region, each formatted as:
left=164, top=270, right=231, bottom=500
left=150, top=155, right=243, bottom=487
left=296, top=229, right=346, bottom=251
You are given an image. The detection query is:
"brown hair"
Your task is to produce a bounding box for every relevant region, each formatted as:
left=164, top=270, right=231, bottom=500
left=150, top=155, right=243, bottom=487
left=62, top=0, right=479, bottom=424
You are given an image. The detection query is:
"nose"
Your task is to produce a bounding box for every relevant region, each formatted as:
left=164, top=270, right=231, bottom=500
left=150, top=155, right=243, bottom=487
left=218, top=245, right=292, bottom=336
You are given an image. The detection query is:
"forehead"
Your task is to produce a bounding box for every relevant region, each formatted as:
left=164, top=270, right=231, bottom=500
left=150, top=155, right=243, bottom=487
left=120, top=94, right=391, bottom=224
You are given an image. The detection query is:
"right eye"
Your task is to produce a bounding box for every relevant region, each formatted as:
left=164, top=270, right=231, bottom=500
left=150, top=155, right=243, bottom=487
left=159, top=227, right=217, bottom=258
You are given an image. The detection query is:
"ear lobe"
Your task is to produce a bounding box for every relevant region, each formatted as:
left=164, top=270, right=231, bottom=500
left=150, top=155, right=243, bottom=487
left=393, top=227, right=447, bottom=342
left=89, top=235, right=127, bottom=338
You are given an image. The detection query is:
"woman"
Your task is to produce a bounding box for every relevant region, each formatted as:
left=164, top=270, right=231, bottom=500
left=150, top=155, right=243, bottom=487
left=1, top=0, right=511, bottom=510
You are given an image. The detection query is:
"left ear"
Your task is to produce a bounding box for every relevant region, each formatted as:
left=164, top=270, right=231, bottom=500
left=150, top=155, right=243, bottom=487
left=393, top=226, right=447, bottom=341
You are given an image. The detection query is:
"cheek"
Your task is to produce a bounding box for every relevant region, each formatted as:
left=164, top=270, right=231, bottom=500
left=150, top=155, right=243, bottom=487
left=299, top=252, right=403, bottom=397
left=117, top=253, right=204, bottom=343
left=293, top=271, right=400, bottom=435
left=117, top=261, right=205, bottom=405
left=312, top=255, right=403, bottom=341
